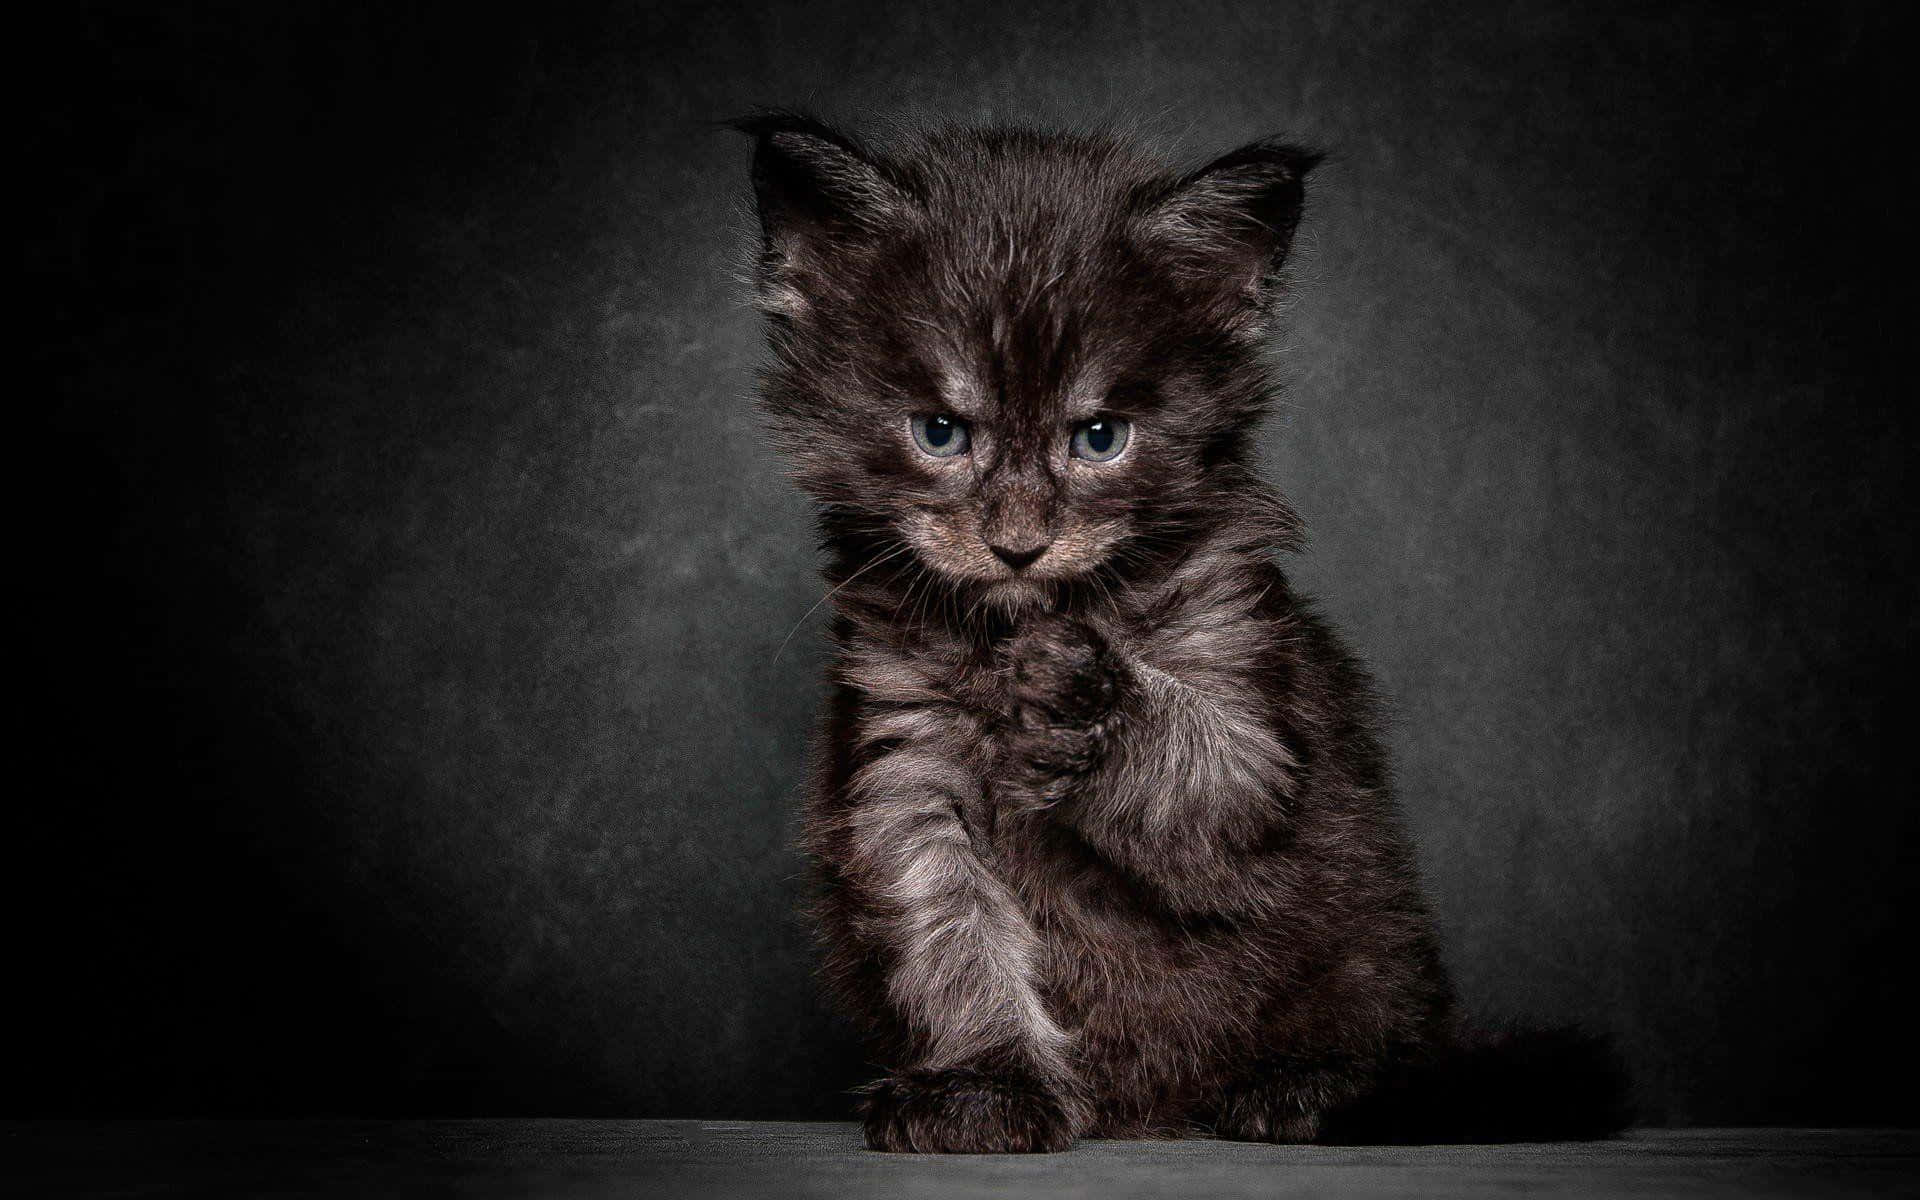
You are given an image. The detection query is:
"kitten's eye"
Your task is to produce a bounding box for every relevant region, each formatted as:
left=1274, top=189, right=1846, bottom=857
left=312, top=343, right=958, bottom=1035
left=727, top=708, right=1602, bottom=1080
left=911, top=414, right=971, bottom=458
left=1070, top=417, right=1131, bottom=462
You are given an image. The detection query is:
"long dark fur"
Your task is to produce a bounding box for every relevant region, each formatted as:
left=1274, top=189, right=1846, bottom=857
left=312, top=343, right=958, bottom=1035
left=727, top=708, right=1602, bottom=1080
left=734, top=109, right=1629, bottom=1153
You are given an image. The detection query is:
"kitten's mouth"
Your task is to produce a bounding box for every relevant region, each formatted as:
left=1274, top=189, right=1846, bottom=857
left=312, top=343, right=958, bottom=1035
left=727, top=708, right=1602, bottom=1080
left=979, top=576, right=1052, bottom=611
left=898, top=515, right=1108, bottom=608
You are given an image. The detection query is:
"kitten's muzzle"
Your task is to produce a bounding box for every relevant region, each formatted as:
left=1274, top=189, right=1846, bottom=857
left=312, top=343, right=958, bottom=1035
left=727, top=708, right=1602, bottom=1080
left=988, top=540, right=1050, bottom=571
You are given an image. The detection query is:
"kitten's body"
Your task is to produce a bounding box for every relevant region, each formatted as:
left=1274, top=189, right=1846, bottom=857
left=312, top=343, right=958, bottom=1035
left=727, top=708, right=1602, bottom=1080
left=738, top=113, right=1624, bottom=1152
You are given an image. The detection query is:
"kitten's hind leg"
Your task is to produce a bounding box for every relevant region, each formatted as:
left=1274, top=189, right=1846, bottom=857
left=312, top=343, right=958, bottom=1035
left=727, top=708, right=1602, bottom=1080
left=1213, top=1054, right=1367, bottom=1145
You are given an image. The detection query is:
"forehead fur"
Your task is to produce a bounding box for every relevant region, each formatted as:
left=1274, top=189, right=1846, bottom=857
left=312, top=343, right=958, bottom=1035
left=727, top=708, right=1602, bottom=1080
left=738, top=114, right=1315, bottom=522
left=875, top=131, right=1187, bottom=415
left=899, top=128, right=1162, bottom=272
left=781, top=129, right=1262, bottom=425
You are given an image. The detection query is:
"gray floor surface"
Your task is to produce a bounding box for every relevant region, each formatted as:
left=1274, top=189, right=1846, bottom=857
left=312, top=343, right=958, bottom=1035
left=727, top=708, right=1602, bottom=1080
left=8, top=1121, right=1918, bottom=1198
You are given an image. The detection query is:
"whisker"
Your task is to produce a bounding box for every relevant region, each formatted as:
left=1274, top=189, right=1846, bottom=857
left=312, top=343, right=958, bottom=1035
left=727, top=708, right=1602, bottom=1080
left=772, top=542, right=912, bottom=668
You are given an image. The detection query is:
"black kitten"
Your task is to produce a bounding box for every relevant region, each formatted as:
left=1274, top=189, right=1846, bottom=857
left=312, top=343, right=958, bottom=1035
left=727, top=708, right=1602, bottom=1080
left=735, top=111, right=1628, bottom=1153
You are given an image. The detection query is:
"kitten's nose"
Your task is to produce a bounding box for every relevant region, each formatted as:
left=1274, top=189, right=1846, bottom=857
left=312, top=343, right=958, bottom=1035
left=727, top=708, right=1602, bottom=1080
left=988, top=541, right=1049, bottom=570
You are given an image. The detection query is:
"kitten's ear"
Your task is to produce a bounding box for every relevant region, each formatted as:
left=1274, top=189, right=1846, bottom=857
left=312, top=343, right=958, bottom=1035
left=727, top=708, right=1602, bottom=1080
left=730, top=110, right=909, bottom=303
left=1141, top=139, right=1323, bottom=298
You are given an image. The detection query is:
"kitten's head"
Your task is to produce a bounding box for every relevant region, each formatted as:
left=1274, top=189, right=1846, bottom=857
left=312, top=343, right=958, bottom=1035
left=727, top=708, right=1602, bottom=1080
left=736, top=112, right=1316, bottom=608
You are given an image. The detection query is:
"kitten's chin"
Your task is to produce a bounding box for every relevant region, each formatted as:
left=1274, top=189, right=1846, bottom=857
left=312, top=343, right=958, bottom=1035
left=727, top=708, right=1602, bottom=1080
left=980, top=577, right=1052, bottom=613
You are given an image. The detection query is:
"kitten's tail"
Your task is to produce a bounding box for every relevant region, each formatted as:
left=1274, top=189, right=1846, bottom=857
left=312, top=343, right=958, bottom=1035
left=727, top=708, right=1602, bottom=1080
left=1323, top=1026, right=1634, bottom=1144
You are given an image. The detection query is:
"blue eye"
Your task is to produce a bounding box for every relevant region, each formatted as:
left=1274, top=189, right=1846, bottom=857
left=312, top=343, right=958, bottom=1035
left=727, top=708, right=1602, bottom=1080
left=911, top=414, right=971, bottom=458
left=1070, top=417, right=1130, bottom=462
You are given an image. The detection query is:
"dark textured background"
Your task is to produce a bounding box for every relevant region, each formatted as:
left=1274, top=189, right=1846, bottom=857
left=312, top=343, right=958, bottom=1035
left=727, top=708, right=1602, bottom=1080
left=24, top=2, right=1909, bottom=1124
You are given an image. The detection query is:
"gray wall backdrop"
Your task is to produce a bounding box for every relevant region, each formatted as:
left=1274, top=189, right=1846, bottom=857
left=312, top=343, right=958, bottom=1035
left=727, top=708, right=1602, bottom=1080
left=26, top=1, right=1909, bottom=1124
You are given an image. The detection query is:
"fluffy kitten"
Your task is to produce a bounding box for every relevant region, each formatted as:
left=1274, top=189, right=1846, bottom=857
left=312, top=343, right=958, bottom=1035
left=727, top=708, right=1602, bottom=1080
left=735, top=111, right=1627, bottom=1153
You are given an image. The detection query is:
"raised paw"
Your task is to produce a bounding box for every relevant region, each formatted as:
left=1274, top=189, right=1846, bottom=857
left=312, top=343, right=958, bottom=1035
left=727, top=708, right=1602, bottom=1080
left=861, top=1067, right=1075, bottom=1154
left=996, top=614, right=1123, bottom=804
left=1003, top=613, right=1120, bottom=730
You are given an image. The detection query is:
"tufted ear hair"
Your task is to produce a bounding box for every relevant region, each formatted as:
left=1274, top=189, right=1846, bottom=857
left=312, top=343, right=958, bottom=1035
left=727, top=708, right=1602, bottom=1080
left=730, top=110, right=911, bottom=298
left=1140, top=139, right=1323, bottom=297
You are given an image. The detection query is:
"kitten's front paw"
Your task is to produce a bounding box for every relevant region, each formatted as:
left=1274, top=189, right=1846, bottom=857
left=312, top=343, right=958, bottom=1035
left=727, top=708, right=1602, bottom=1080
left=1004, top=614, right=1119, bottom=726
left=861, top=1067, right=1075, bottom=1154
left=998, top=615, right=1123, bottom=802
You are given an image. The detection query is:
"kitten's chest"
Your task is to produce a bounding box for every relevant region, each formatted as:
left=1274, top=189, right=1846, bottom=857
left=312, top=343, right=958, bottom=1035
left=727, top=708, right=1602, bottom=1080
left=990, top=812, right=1265, bottom=1054
left=987, top=810, right=1212, bottom=966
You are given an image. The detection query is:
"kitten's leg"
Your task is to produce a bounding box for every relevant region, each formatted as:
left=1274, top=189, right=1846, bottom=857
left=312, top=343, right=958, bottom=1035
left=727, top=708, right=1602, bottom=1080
left=840, top=748, right=1081, bottom=1153
left=1213, top=1054, right=1366, bottom=1144
left=998, top=611, right=1297, bottom=916
left=861, top=1065, right=1075, bottom=1155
